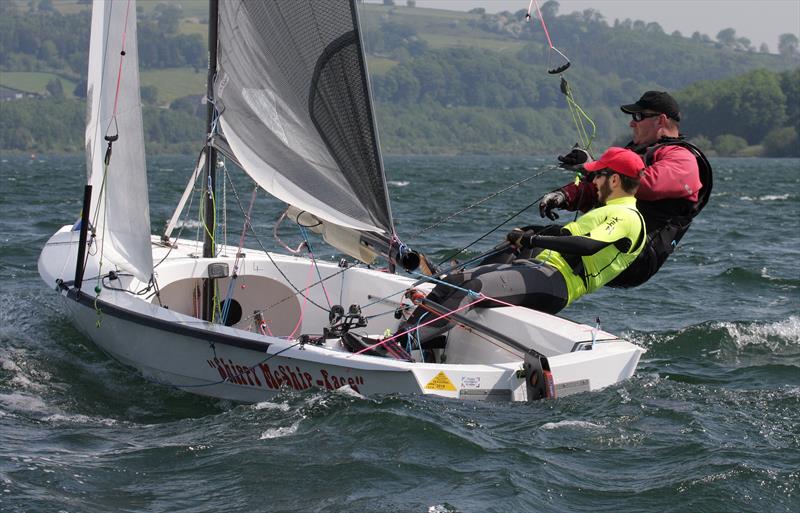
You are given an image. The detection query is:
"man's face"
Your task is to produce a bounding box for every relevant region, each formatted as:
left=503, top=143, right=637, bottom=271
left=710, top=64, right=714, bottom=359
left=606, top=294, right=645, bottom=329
left=592, top=171, right=614, bottom=204
left=629, top=111, right=663, bottom=145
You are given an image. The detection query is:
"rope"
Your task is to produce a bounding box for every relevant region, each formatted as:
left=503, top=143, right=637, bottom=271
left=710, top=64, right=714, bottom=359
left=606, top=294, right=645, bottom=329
left=242, top=266, right=352, bottom=327
left=413, top=313, right=427, bottom=360
left=153, top=153, right=202, bottom=270
left=110, top=0, right=134, bottom=118
left=223, top=170, right=329, bottom=313
left=562, top=78, right=597, bottom=153
left=411, top=169, right=549, bottom=240
left=299, top=226, right=333, bottom=309
left=528, top=0, right=555, bottom=49
left=525, top=0, right=595, bottom=152
left=526, top=0, right=570, bottom=73
left=200, top=174, right=217, bottom=244
left=287, top=260, right=316, bottom=340
left=92, top=159, right=113, bottom=327
left=436, top=195, right=542, bottom=266
left=409, top=271, right=479, bottom=298
left=221, top=186, right=258, bottom=324
left=222, top=160, right=228, bottom=250
left=349, top=295, right=488, bottom=357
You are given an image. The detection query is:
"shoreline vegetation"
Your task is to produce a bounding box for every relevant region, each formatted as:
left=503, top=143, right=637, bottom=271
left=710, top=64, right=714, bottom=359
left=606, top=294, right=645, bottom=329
left=1, top=1, right=798, bottom=157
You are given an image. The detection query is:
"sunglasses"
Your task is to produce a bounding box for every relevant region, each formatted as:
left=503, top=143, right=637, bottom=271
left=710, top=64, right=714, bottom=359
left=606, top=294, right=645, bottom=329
left=630, top=112, right=662, bottom=122
left=590, top=169, right=616, bottom=179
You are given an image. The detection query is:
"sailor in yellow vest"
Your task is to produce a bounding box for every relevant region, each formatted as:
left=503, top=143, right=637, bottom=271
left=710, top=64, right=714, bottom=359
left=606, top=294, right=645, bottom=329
left=402, top=147, right=647, bottom=346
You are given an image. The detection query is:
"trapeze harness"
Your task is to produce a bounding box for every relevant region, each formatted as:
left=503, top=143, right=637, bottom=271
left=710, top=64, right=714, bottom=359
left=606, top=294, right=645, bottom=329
left=607, top=138, right=713, bottom=288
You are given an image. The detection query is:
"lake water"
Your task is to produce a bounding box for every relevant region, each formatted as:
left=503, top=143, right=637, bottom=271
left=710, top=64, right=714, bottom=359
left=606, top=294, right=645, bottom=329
left=1, top=154, right=798, bottom=512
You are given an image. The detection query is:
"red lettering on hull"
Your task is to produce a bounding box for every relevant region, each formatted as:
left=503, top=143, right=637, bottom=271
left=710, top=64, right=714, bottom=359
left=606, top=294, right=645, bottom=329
left=209, top=358, right=366, bottom=393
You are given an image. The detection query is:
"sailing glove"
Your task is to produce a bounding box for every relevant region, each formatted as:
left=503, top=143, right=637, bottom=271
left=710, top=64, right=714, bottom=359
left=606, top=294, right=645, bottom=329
left=557, top=146, right=592, bottom=170
left=506, top=228, right=536, bottom=248
left=538, top=190, right=567, bottom=220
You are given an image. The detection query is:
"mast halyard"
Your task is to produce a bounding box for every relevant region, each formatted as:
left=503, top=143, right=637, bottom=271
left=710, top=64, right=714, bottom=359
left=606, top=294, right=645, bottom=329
left=202, top=0, right=220, bottom=322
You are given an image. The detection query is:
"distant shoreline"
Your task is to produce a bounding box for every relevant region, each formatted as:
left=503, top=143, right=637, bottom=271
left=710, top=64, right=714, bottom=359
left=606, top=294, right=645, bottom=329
left=3, top=151, right=799, bottom=160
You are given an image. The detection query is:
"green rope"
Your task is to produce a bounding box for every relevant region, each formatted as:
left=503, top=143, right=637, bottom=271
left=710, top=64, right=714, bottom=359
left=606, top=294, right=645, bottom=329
left=561, top=78, right=596, bottom=155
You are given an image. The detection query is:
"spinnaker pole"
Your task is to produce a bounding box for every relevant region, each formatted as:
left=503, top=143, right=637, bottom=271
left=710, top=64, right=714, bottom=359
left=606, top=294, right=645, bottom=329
left=202, top=0, right=219, bottom=322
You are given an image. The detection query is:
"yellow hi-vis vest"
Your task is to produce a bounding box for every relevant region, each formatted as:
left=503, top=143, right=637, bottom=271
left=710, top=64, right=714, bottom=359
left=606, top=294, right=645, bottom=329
left=535, top=196, right=646, bottom=305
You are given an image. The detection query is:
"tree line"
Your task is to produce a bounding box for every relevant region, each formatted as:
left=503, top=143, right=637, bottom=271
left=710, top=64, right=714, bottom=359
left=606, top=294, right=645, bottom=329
left=678, top=68, right=800, bottom=157
left=0, top=1, right=797, bottom=156
left=0, top=2, right=205, bottom=81
left=5, top=64, right=795, bottom=157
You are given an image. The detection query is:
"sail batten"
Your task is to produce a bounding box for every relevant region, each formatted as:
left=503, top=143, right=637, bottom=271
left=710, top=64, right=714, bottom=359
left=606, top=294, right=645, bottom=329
left=216, top=0, right=393, bottom=234
left=85, top=0, right=153, bottom=282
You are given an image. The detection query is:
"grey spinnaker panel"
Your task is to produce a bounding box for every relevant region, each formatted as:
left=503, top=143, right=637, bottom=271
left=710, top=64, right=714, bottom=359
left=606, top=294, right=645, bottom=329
left=216, top=0, right=392, bottom=233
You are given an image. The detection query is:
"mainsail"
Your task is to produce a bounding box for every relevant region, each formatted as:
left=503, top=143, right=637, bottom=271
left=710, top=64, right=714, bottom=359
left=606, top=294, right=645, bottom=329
left=85, top=0, right=153, bottom=282
left=215, top=0, right=393, bottom=234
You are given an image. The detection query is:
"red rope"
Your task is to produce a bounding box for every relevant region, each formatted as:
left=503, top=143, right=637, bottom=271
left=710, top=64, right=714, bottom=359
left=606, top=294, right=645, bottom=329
left=350, top=295, right=488, bottom=357
left=527, top=0, right=554, bottom=49
left=111, top=0, right=134, bottom=118
left=287, top=261, right=316, bottom=340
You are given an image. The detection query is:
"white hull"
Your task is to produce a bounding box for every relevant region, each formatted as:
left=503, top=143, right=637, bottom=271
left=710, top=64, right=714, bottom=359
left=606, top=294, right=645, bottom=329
left=39, top=225, right=644, bottom=402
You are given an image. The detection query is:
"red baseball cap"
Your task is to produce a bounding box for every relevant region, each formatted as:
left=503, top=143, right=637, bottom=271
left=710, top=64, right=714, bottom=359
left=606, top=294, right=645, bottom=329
left=583, top=147, right=645, bottom=178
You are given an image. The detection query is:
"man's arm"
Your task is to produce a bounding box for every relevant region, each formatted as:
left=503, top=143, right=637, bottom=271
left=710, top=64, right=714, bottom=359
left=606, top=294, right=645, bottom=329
left=538, top=179, right=598, bottom=219
left=519, top=233, right=615, bottom=255
left=560, top=180, right=598, bottom=212
left=637, top=146, right=701, bottom=202
left=513, top=208, right=641, bottom=255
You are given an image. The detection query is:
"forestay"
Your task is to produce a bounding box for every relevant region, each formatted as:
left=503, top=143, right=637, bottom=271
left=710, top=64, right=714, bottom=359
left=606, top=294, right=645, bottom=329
left=215, top=0, right=392, bottom=234
left=84, top=0, right=153, bottom=282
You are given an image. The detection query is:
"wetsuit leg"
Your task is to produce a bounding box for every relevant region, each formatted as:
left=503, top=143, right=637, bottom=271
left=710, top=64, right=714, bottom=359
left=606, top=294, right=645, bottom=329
left=456, top=261, right=568, bottom=314
left=403, top=262, right=569, bottom=343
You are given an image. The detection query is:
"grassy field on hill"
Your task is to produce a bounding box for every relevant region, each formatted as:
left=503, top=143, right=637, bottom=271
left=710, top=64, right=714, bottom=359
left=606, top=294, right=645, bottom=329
left=0, top=71, right=77, bottom=98
left=139, top=68, right=206, bottom=106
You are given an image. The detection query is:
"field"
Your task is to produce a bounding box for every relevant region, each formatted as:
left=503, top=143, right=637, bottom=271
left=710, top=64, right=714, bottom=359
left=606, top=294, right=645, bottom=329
left=0, top=72, right=77, bottom=98
left=139, top=68, right=207, bottom=106
left=47, top=0, right=208, bottom=17
left=421, top=33, right=528, bottom=53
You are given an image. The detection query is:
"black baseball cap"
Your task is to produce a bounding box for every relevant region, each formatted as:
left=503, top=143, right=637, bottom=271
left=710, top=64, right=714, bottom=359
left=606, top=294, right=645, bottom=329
left=621, top=91, right=681, bottom=121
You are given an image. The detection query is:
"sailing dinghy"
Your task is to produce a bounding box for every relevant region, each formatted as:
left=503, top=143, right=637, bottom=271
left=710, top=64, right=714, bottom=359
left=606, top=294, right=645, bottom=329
left=38, top=0, right=644, bottom=403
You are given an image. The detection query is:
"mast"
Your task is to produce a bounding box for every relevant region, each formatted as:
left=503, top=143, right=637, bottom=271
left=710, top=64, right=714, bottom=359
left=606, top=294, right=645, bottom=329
left=202, top=0, right=219, bottom=322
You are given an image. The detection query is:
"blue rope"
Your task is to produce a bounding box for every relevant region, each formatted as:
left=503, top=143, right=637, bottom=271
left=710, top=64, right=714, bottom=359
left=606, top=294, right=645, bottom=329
left=437, top=245, right=508, bottom=273
left=409, top=270, right=481, bottom=298
left=414, top=313, right=427, bottom=361
left=220, top=277, right=236, bottom=324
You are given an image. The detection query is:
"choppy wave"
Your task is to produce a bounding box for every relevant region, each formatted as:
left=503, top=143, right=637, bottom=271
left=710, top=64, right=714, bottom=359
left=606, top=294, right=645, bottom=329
left=3, top=155, right=800, bottom=512
left=715, top=266, right=800, bottom=287
left=259, top=420, right=300, bottom=439
left=741, top=193, right=794, bottom=201
left=174, top=219, right=202, bottom=229
left=253, top=400, right=290, bottom=412
left=720, top=316, right=800, bottom=350
left=634, top=317, right=800, bottom=357
left=539, top=419, right=603, bottom=430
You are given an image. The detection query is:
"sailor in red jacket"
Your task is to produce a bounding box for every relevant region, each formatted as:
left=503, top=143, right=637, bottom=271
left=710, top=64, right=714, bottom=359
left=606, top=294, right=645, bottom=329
left=540, top=91, right=713, bottom=288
